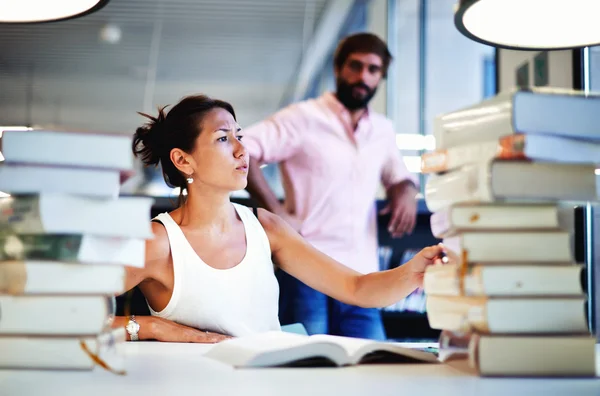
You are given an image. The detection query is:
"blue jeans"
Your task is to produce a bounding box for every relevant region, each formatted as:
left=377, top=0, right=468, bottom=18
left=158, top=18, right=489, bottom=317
left=276, top=270, right=386, bottom=340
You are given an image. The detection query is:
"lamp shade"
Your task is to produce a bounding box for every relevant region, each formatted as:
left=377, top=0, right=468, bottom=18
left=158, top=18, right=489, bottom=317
left=455, top=0, right=600, bottom=50
left=0, top=0, right=109, bottom=23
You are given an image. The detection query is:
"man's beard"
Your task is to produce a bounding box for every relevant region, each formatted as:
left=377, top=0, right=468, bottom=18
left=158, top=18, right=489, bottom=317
left=335, top=79, right=377, bottom=111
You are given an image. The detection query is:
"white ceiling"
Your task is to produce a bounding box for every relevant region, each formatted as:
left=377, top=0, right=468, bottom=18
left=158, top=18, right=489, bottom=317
left=0, top=0, right=330, bottom=133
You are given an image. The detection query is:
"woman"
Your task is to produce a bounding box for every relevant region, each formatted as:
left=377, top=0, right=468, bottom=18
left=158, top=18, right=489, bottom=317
left=112, top=95, right=446, bottom=343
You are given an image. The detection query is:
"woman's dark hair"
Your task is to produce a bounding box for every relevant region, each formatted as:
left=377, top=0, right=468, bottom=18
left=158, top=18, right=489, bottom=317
left=333, top=32, right=393, bottom=77
left=132, top=94, right=236, bottom=202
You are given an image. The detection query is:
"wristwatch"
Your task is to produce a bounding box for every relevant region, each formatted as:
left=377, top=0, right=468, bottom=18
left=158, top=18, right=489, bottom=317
left=125, top=315, right=140, bottom=341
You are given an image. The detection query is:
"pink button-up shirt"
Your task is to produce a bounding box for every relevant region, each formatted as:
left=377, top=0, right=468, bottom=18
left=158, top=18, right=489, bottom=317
left=243, top=92, right=418, bottom=274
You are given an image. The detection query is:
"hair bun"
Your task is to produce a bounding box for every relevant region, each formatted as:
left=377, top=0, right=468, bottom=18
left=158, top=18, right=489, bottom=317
left=132, top=105, right=170, bottom=166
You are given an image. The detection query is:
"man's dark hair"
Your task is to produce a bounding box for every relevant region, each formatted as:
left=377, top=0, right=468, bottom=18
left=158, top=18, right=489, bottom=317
left=333, top=32, right=393, bottom=77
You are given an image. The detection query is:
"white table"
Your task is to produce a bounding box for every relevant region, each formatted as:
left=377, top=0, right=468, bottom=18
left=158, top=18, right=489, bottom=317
left=1, top=343, right=599, bottom=396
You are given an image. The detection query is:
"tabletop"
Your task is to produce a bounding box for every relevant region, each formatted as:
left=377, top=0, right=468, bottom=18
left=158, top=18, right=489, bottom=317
left=1, top=342, right=599, bottom=396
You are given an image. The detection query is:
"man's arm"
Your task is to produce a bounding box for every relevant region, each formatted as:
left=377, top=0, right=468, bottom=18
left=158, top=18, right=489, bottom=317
left=380, top=126, right=420, bottom=238
left=246, top=159, right=302, bottom=231
left=246, top=158, right=284, bottom=215
left=381, top=180, right=419, bottom=237
left=242, top=104, right=308, bottom=230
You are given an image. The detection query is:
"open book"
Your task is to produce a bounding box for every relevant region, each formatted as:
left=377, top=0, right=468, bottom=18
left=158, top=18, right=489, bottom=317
left=203, top=331, right=439, bottom=368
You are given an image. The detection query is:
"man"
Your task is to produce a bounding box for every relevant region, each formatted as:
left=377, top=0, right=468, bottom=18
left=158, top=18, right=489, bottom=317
left=243, top=33, right=419, bottom=340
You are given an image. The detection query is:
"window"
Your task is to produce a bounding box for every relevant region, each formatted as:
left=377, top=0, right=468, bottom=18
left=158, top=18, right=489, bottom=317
left=388, top=0, right=496, bottom=182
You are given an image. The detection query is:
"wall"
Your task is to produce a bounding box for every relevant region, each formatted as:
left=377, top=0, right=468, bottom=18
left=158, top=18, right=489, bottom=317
left=497, top=49, right=574, bottom=91
left=367, top=0, right=388, bottom=115
left=424, top=1, right=495, bottom=135
left=0, top=74, right=285, bottom=133
left=389, top=0, right=494, bottom=135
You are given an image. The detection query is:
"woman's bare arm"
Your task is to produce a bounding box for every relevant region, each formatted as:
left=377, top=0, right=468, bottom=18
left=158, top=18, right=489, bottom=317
left=259, top=209, right=445, bottom=308
left=111, top=316, right=230, bottom=343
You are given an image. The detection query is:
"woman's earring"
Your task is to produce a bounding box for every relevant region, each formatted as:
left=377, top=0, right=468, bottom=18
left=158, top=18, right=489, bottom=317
left=186, top=176, right=194, bottom=184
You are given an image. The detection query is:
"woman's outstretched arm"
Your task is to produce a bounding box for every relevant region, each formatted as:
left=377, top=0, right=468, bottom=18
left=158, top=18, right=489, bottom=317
left=259, top=208, right=447, bottom=309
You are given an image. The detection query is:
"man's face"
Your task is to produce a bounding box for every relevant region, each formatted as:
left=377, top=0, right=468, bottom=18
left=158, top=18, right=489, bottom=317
left=335, top=52, right=383, bottom=111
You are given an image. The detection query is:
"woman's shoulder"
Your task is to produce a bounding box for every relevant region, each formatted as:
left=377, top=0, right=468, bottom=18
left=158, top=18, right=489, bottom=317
left=146, top=220, right=171, bottom=262
left=254, top=208, right=298, bottom=252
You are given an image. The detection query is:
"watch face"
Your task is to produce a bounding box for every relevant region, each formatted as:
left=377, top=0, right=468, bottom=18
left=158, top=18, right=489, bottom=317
left=126, top=321, right=140, bottom=334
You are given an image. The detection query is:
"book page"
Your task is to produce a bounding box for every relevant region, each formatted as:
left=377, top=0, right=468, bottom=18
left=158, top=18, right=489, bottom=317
left=202, top=332, right=310, bottom=366
left=203, top=331, right=347, bottom=367
left=310, top=334, right=439, bottom=365
left=206, top=331, right=308, bottom=356
left=309, top=334, right=372, bottom=356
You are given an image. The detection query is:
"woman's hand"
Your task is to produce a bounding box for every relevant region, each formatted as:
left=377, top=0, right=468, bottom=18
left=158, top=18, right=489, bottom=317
left=407, top=243, right=455, bottom=288
left=136, top=316, right=232, bottom=343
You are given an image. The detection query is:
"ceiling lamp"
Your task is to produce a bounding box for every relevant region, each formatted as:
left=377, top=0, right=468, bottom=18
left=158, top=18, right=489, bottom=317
left=454, top=0, right=600, bottom=50
left=0, top=0, right=109, bottom=23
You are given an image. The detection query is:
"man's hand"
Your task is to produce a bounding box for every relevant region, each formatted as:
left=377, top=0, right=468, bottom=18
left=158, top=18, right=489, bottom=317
left=145, top=316, right=232, bottom=343
left=380, top=181, right=418, bottom=238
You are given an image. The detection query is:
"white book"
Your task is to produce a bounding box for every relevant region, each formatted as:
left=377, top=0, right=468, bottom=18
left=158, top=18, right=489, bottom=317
left=203, top=331, right=439, bottom=367
left=430, top=203, right=566, bottom=238
left=421, top=134, right=600, bottom=174
left=1, top=129, right=133, bottom=170
left=426, top=296, right=589, bottom=334
left=0, top=164, right=121, bottom=198
left=0, top=233, right=146, bottom=268
left=0, top=260, right=126, bottom=295
left=0, top=194, right=154, bottom=238
left=424, top=161, right=597, bottom=213
left=434, top=88, right=600, bottom=149
left=442, top=231, right=574, bottom=263
left=474, top=335, right=596, bottom=377
left=439, top=332, right=596, bottom=377
left=424, top=263, right=584, bottom=297
left=0, top=328, right=126, bottom=370
left=0, top=295, right=113, bottom=335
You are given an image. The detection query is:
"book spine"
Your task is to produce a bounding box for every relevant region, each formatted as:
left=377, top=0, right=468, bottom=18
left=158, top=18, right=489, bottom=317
left=0, top=196, right=44, bottom=234
left=424, top=164, right=494, bottom=213
left=430, top=209, right=451, bottom=238
left=427, top=296, right=588, bottom=334
left=0, top=234, right=84, bottom=261
left=0, top=295, right=111, bottom=335
left=423, top=264, right=463, bottom=296
left=434, top=91, right=515, bottom=149
left=425, top=265, right=585, bottom=297
left=0, top=328, right=126, bottom=370
left=0, top=260, right=26, bottom=294
left=421, top=135, right=528, bottom=174
left=426, top=295, right=489, bottom=333
left=0, top=261, right=126, bottom=295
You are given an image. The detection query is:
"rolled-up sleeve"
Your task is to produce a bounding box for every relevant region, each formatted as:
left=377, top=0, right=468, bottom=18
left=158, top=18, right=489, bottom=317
left=242, top=103, right=308, bottom=164
left=381, top=125, right=420, bottom=190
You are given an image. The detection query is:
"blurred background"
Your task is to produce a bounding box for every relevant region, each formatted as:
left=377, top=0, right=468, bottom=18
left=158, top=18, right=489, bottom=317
left=0, top=0, right=497, bottom=198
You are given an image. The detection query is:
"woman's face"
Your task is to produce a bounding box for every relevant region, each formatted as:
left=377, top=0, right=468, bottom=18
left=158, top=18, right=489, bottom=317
left=187, top=107, right=249, bottom=192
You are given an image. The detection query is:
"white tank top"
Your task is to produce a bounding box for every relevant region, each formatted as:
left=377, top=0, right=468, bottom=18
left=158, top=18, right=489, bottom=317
left=148, top=203, right=281, bottom=336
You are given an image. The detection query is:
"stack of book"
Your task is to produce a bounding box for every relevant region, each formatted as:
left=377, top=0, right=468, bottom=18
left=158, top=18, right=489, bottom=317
left=421, top=87, right=599, bottom=377
left=0, top=128, right=154, bottom=371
